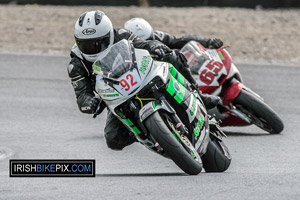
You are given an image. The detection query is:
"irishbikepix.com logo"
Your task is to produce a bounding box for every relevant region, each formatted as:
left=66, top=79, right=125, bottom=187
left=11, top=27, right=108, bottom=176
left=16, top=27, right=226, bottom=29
left=10, top=160, right=95, bottom=177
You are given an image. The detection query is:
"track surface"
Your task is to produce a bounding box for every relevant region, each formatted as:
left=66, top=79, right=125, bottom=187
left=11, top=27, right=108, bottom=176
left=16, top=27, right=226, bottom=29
left=0, top=54, right=300, bottom=199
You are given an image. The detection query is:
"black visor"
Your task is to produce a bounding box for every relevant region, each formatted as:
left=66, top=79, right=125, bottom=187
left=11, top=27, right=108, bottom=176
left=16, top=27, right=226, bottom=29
left=75, top=32, right=110, bottom=55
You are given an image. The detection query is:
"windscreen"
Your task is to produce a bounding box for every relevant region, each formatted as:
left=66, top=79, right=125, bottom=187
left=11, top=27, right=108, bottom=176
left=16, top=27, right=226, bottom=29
left=180, top=41, right=209, bottom=74
left=93, top=39, right=133, bottom=79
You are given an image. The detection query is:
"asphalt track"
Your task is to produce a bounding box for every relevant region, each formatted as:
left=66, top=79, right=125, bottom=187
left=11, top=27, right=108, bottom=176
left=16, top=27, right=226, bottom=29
left=0, top=54, right=300, bottom=200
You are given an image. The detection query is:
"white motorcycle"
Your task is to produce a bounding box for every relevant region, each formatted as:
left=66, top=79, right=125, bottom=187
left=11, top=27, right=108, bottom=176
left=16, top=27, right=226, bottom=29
left=93, top=39, right=231, bottom=175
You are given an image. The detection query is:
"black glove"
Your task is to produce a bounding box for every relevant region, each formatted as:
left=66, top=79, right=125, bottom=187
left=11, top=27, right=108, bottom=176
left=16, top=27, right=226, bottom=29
left=149, top=41, right=172, bottom=59
left=90, top=95, right=101, bottom=114
left=207, top=38, right=223, bottom=49
left=175, top=50, right=189, bottom=68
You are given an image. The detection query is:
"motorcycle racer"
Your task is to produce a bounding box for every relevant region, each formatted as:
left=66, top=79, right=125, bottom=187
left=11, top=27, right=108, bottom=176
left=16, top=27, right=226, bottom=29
left=124, top=17, right=223, bottom=50
left=68, top=10, right=219, bottom=150
left=124, top=17, right=222, bottom=107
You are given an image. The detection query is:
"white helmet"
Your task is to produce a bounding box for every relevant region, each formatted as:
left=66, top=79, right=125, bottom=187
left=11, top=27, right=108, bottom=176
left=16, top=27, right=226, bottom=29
left=124, top=17, right=154, bottom=40
left=74, top=10, right=114, bottom=62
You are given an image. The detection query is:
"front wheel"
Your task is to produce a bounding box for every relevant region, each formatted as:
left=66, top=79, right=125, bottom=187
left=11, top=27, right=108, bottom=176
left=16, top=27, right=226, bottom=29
left=145, top=111, right=203, bottom=175
left=233, top=89, right=284, bottom=134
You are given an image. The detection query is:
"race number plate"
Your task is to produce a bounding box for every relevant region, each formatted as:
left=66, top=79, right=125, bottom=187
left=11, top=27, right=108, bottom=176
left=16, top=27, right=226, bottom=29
left=115, top=69, right=142, bottom=96
left=198, top=50, right=228, bottom=87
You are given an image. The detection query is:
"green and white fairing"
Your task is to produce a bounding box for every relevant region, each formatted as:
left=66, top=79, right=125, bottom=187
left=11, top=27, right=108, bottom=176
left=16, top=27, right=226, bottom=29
left=93, top=39, right=169, bottom=115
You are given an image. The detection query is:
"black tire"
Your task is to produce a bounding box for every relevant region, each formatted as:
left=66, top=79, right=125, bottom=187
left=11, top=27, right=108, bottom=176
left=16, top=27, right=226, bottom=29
left=202, top=139, right=231, bottom=172
left=233, top=89, right=284, bottom=134
left=145, top=111, right=203, bottom=175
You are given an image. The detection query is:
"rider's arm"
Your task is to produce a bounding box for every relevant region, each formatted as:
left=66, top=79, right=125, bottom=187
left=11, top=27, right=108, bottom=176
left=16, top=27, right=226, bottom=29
left=68, top=56, right=103, bottom=114
left=114, top=28, right=169, bottom=56
left=153, top=30, right=212, bottom=49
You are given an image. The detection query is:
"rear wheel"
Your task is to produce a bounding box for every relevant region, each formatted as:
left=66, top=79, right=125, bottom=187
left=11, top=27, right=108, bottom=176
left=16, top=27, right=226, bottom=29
left=233, top=89, right=284, bottom=134
left=145, top=111, right=203, bottom=175
left=202, top=139, right=231, bottom=172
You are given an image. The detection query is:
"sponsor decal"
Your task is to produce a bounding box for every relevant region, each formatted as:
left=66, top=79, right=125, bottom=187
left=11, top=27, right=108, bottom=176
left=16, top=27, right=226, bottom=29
left=190, top=95, right=197, bottom=116
left=82, top=28, right=96, bottom=35
left=81, top=106, right=91, bottom=111
left=140, top=56, right=151, bottom=74
left=99, top=88, right=115, bottom=94
left=193, top=115, right=205, bottom=140
left=195, top=128, right=205, bottom=150
left=103, top=94, right=119, bottom=97
left=10, top=160, right=95, bottom=177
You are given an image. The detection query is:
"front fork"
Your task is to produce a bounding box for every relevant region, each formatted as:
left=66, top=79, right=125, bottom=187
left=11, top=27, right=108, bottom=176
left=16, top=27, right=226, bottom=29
left=153, top=86, right=189, bottom=136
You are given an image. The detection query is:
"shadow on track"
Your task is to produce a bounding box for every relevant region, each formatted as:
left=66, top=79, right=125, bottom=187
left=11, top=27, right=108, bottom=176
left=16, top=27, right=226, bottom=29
left=224, top=131, right=281, bottom=137
left=96, top=172, right=186, bottom=177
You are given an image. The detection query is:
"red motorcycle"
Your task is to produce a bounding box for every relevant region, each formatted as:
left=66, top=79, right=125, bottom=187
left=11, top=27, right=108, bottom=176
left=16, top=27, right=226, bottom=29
left=180, top=41, right=284, bottom=134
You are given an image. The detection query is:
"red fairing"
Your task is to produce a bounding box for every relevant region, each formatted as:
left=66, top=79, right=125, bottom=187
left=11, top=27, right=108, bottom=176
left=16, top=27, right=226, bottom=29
left=222, top=82, right=245, bottom=106
left=196, top=46, right=232, bottom=94
left=217, top=48, right=232, bottom=71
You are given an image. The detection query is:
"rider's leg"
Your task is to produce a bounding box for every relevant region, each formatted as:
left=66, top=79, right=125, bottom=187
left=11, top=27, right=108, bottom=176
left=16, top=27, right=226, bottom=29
left=104, top=110, right=137, bottom=150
